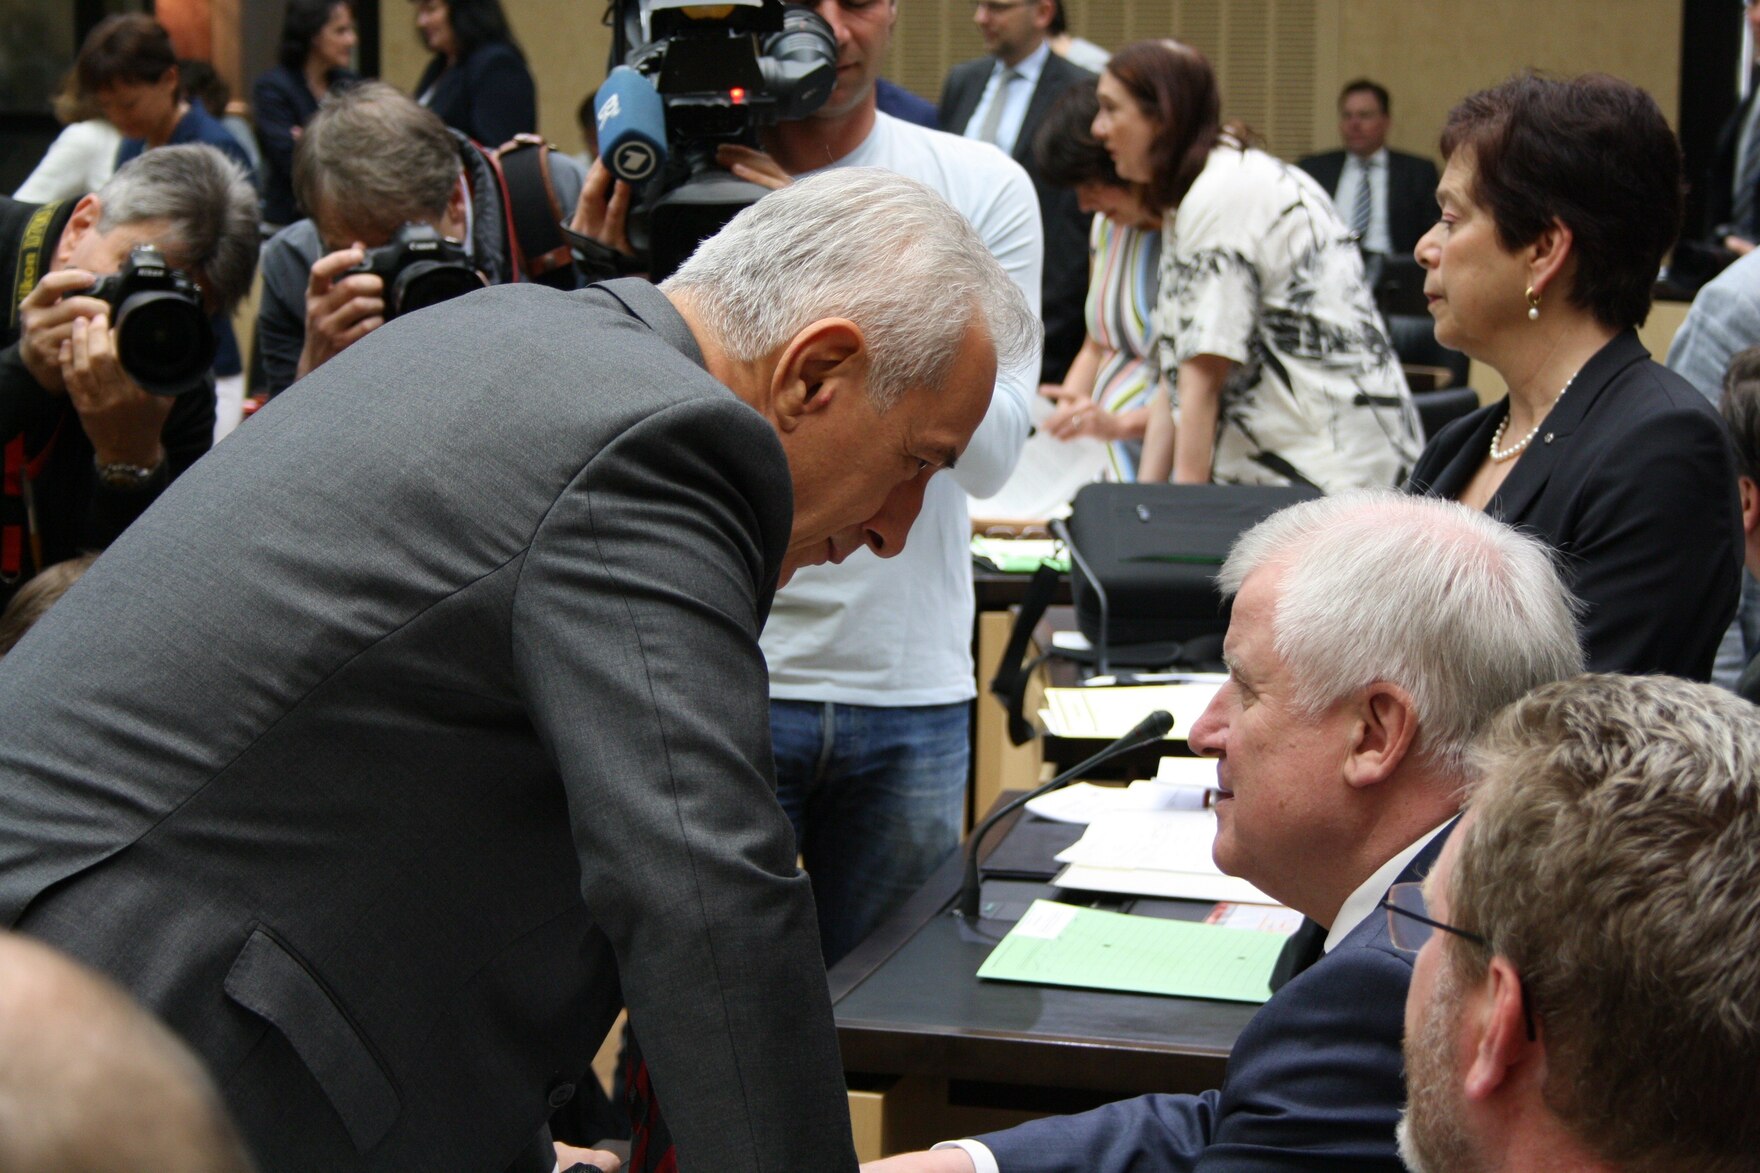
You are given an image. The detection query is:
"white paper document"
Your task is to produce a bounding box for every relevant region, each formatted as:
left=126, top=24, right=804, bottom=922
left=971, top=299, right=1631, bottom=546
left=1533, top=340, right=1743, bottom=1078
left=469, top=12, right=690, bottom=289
left=1051, top=810, right=1280, bottom=906
left=1040, top=683, right=1221, bottom=740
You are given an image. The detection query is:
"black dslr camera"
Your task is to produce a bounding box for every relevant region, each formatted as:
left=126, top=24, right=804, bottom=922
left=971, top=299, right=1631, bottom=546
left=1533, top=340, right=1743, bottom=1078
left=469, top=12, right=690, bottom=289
left=80, top=245, right=214, bottom=397
left=345, top=223, right=487, bottom=320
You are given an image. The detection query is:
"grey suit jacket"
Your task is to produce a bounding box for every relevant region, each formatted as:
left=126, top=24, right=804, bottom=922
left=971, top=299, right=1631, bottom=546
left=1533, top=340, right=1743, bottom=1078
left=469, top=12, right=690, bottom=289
left=940, top=51, right=1095, bottom=384
left=1297, top=148, right=1440, bottom=257
left=0, top=279, right=857, bottom=1173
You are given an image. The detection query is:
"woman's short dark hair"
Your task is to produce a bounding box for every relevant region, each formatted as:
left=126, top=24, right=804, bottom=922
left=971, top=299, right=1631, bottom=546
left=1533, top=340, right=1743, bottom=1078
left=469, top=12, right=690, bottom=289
left=1440, top=73, right=1682, bottom=331
left=1104, top=39, right=1222, bottom=212
left=279, top=0, right=353, bottom=72
left=1033, top=80, right=1123, bottom=189
left=442, top=0, right=521, bottom=62
left=77, top=14, right=177, bottom=94
left=1722, top=346, right=1760, bottom=483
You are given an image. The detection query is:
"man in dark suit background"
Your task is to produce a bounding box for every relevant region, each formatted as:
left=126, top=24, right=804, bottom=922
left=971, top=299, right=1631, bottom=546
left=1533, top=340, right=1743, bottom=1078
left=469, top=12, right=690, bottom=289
left=1397, top=674, right=1760, bottom=1173
left=0, top=169, right=1038, bottom=1173
left=867, top=493, right=1582, bottom=1173
left=1299, top=80, right=1440, bottom=261
left=940, top=0, right=1094, bottom=383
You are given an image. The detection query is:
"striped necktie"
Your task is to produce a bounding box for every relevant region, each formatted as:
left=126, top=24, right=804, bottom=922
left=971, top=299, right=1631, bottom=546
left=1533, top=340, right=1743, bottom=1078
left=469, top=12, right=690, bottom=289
left=1350, top=157, right=1373, bottom=238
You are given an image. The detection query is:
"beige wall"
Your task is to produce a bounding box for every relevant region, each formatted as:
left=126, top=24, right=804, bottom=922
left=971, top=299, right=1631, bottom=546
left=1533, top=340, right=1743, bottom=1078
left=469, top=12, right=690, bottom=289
left=376, top=0, right=1679, bottom=165
left=1324, top=0, right=1682, bottom=166
left=377, top=0, right=612, bottom=152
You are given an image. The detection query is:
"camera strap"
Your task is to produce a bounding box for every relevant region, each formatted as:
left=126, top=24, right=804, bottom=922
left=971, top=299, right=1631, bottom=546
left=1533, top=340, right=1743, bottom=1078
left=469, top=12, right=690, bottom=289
left=9, top=200, right=66, bottom=333
left=489, top=136, right=577, bottom=290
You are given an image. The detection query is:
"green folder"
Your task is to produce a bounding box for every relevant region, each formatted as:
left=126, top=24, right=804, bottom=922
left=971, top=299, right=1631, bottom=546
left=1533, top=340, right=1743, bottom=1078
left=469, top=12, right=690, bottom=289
left=976, top=900, right=1282, bottom=1004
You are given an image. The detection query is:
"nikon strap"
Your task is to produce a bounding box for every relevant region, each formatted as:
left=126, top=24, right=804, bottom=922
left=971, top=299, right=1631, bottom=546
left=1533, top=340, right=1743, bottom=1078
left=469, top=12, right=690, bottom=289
left=491, top=135, right=577, bottom=290
left=10, top=200, right=65, bottom=332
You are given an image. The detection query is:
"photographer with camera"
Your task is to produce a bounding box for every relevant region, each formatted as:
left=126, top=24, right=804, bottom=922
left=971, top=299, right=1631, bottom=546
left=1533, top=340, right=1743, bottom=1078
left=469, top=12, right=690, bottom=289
left=0, top=144, right=258, bottom=611
left=257, top=80, right=586, bottom=397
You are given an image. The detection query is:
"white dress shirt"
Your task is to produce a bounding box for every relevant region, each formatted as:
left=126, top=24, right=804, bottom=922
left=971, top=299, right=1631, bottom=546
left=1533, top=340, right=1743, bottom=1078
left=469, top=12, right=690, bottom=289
left=960, top=41, right=1051, bottom=157
left=1331, top=147, right=1391, bottom=255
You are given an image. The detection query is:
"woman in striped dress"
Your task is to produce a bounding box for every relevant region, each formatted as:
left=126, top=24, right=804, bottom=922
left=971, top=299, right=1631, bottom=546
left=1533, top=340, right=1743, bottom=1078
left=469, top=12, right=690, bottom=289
left=1033, top=81, right=1162, bottom=481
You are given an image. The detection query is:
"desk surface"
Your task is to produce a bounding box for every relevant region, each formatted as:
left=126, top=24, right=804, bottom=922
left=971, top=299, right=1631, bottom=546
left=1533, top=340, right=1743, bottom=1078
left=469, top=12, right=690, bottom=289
left=830, top=801, right=1257, bottom=1098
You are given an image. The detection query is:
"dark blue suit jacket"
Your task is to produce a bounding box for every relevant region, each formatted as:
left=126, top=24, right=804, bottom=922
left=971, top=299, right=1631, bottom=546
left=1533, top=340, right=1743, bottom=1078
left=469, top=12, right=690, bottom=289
left=977, top=827, right=1453, bottom=1173
left=416, top=41, right=536, bottom=148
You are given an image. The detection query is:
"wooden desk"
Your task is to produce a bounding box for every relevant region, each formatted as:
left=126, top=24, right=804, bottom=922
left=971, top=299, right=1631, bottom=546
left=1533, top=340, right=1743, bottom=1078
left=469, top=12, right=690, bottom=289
left=832, top=796, right=1255, bottom=1158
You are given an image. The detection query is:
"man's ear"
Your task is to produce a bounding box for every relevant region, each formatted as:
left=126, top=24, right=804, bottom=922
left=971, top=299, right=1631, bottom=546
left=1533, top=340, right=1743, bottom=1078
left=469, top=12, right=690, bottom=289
left=1462, top=955, right=1539, bottom=1102
left=441, top=176, right=469, bottom=241
left=52, top=194, right=104, bottom=269
left=1740, top=476, right=1759, bottom=540
left=1342, top=681, right=1418, bottom=789
left=769, top=317, right=868, bottom=434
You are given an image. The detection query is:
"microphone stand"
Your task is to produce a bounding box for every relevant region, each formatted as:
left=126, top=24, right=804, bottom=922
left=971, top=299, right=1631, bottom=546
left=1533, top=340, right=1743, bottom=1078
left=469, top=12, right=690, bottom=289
left=955, top=709, right=1175, bottom=921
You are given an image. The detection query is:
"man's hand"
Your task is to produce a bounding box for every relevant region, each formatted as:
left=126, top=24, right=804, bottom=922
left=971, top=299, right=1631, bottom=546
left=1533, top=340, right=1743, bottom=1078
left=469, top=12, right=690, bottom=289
left=862, top=1150, right=977, bottom=1173
left=569, top=160, right=636, bottom=256
left=553, top=1141, right=622, bottom=1172
left=714, top=144, right=792, bottom=191
left=1725, top=233, right=1757, bottom=258
left=296, top=245, right=383, bottom=381
left=61, top=311, right=170, bottom=469
left=18, top=269, right=111, bottom=394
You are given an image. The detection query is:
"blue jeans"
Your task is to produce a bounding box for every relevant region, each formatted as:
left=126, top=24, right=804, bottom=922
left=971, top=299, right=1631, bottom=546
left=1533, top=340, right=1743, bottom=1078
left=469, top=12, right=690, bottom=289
left=770, top=699, right=971, bottom=966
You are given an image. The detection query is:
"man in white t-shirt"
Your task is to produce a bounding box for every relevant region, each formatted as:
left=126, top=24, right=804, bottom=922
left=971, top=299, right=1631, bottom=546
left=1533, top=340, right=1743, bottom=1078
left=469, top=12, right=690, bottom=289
left=711, top=0, right=1042, bottom=965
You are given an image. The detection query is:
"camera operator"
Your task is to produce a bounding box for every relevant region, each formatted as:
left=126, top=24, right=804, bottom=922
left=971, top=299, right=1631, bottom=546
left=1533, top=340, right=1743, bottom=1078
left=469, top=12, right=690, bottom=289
left=1, top=144, right=257, bottom=611
left=257, top=81, right=587, bottom=397
left=581, top=0, right=1043, bottom=966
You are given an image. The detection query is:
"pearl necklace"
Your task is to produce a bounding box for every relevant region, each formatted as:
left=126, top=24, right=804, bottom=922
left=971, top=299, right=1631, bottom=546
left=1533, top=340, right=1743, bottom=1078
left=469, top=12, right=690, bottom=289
left=1489, top=374, right=1575, bottom=463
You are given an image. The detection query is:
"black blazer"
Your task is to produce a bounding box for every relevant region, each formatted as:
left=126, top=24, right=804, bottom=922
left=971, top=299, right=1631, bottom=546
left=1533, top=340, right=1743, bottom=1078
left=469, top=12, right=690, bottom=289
left=1407, top=330, right=1741, bottom=681
left=252, top=64, right=358, bottom=226
left=1297, top=148, right=1439, bottom=257
left=1704, top=74, right=1760, bottom=239
left=415, top=40, right=536, bottom=148
left=940, top=50, right=1096, bottom=384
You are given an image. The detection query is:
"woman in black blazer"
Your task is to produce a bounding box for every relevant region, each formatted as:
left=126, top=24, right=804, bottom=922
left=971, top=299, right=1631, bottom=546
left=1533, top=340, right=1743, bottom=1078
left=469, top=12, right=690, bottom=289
left=1406, top=74, right=1740, bottom=680
left=253, top=0, right=359, bottom=227
left=411, top=0, right=536, bottom=148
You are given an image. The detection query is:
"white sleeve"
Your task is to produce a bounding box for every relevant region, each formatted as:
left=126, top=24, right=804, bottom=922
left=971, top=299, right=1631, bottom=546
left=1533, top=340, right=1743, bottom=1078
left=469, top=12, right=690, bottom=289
left=935, top=1139, right=1001, bottom=1173
left=950, top=152, right=1040, bottom=498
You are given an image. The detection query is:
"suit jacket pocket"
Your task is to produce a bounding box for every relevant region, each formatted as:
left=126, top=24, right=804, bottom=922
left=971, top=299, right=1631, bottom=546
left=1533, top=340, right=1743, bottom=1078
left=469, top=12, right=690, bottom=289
left=223, top=926, right=400, bottom=1153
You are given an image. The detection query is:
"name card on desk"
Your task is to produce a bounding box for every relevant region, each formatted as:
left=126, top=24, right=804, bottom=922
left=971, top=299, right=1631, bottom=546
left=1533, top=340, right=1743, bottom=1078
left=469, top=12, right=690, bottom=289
left=977, top=899, right=1281, bottom=1003
left=1041, top=684, right=1221, bottom=740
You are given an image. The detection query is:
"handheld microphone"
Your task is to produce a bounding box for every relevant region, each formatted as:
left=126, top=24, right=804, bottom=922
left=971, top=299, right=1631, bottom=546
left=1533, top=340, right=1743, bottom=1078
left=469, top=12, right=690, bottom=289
left=956, top=709, right=1176, bottom=921
left=596, top=66, right=668, bottom=184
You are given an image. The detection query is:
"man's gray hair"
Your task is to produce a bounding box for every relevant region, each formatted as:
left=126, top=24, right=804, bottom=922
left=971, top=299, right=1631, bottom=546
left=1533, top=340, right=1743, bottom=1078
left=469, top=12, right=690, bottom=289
left=661, top=168, right=1040, bottom=410
left=1455, top=674, right=1760, bottom=1170
left=293, top=80, right=459, bottom=240
left=1217, top=491, right=1583, bottom=776
left=95, top=144, right=259, bottom=314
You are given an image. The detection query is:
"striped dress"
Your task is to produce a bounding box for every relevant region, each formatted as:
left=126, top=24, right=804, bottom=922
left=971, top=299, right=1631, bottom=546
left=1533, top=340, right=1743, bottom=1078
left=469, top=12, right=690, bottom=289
left=1086, top=215, right=1162, bottom=481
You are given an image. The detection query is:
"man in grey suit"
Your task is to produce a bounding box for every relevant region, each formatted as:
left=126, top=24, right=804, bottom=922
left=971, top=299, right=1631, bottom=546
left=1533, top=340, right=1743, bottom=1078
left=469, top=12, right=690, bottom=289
left=940, top=0, right=1094, bottom=384
left=0, top=168, right=1037, bottom=1173
left=1298, top=80, right=1440, bottom=260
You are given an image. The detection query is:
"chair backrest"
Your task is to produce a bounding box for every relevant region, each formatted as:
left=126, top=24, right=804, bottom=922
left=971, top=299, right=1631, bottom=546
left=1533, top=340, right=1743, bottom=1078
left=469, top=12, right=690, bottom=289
left=1412, top=386, right=1482, bottom=441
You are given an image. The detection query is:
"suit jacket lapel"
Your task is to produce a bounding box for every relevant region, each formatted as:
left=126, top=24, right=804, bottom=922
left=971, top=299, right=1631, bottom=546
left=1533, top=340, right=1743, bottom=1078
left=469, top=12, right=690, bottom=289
left=1013, top=55, right=1072, bottom=165
left=1488, top=330, right=1647, bottom=523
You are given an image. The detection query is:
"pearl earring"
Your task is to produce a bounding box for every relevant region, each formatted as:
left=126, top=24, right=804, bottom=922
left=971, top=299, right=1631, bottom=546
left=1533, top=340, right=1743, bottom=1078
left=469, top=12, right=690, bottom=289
left=1526, top=286, right=1541, bottom=321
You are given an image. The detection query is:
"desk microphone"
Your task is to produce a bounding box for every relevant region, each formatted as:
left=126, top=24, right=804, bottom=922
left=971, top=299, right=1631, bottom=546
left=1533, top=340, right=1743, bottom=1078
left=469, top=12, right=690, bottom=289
left=956, top=709, right=1175, bottom=921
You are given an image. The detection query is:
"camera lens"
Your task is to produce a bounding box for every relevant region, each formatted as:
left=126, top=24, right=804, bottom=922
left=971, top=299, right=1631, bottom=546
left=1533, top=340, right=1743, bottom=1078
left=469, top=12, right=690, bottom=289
left=389, top=261, right=487, bottom=318
left=113, top=292, right=216, bottom=397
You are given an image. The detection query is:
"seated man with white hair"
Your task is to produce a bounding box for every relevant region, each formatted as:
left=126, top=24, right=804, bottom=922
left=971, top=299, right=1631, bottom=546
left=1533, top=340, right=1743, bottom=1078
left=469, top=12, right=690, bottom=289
left=1395, top=672, right=1760, bottom=1173
left=869, top=491, right=1583, bottom=1173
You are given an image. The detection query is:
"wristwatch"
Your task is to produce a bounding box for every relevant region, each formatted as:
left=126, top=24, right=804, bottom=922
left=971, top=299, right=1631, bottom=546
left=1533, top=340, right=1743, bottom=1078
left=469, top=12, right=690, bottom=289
left=94, top=457, right=163, bottom=490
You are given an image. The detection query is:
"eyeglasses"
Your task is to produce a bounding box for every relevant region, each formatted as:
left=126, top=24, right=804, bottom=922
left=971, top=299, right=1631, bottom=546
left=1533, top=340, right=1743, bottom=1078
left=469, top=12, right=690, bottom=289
left=1381, top=881, right=1537, bottom=1041
left=972, top=1, right=1032, bottom=13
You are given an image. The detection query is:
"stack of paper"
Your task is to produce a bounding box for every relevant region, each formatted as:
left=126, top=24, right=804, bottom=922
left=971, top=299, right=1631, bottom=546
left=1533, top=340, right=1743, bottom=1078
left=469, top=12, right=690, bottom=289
left=1025, top=758, right=1218, bottom=823
left=1053, top=809, right=1279, bottom=906
left=1040, top=683, right=1221, bottom=740
left=977, top=899, right=1281, bottom=1003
